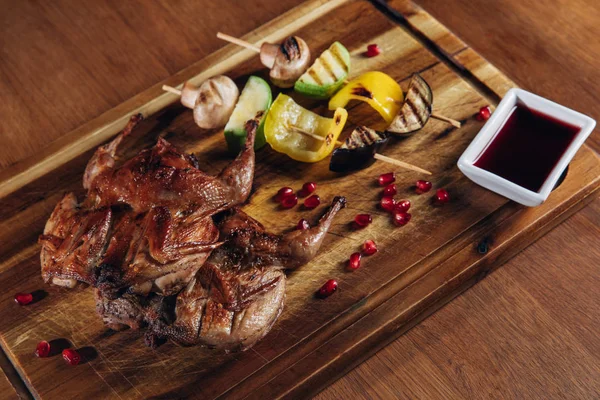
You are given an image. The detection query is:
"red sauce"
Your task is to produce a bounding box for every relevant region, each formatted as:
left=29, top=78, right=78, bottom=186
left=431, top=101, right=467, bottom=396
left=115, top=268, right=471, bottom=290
left=474, top=104, right=580, bottom=192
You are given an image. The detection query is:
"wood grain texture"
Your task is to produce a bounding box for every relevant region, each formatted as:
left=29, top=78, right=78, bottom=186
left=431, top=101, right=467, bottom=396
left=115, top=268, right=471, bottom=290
left=0, top=347, right=31, bottom=400
left=0, top=0, right=305, bottom=171
left=0, top=371, right=19, bottom=400
left=0, top=1, right=599, bottom=399
left=317, top=200, right=600, bottom=400
left=316, top=0, right=600, bottom=398
left=0, top=375, right=18, bottom=400
left=412, top=0, right=600, bottom=152
left=3, top=4, right=527, bottom=398
left=0, top=0, right=349, bottom=199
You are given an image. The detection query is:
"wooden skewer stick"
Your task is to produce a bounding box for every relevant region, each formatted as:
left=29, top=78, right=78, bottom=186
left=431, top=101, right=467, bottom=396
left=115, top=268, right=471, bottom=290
left=217, top=32, right=261, bottom=53
left=291, top=126, right=431, bottom=175
left=373, top=153, right=432, bottom=175
left=431, top=113, right=461, bottom=128
left=338, top=81, right=460, bottom=130
left=162, top=85, right=182, bottom=96
left=288, top=125, right=343, bottom=146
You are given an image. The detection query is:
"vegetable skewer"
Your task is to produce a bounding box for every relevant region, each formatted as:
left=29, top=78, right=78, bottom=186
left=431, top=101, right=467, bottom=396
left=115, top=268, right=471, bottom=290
left=162, top=76, right=238, bottom=129
left=216, top=32, right=260, bottom=52
left=329, top=71, right=404, bottom=125
left=329, top=126, right=431, bottom=175
left=389, top=73, right=461, bottom=134
left=288, top=125, right=344, bottom=146
left=328, top=71, right=459, bottom=129
left=288, top=120, right=431, bottom=175
left=264, top=94, right=347, bottom=162
left=224, top=76, right=272, bottom=153
left=294, top=42, right=350, bottom=99
left=217, top=32, right=310, bottom=88
left=289, top=126, right=431, bottom=175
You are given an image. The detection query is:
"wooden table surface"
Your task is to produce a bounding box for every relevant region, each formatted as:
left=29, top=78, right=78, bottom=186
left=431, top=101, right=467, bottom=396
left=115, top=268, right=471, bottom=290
left=1, top=0, right=599, bottom=398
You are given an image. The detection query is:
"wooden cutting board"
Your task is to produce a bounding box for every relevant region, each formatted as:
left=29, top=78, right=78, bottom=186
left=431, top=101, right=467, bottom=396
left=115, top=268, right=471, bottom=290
left=1, top=0, right=599, bottom=399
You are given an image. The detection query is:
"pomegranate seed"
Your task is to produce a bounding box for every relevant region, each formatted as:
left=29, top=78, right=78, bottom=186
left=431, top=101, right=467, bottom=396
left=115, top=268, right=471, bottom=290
left=365, top=44, right=381, bottom=58
left=274, top=187, right=294, bottom=203
left=415, top=180, right=432, bottom=194
left=382, top=184, right=397, bottom=197
left=436, top=188, right=450, bottom=204
left=395, top=199, right=411, bottom=213
left=378, top=172, right=395, bottom=186
left=476, top=105, right=492, bottom=121
left=35, top=341, right=50, bottom=358
left=297, top=218, right=310, bottom=230
left=298, top=182, right=317, bottom=197
left=304, top=194, right=321, bottom=209
left=14, top=293, right=33, bottom=306
left=362, top=240, right=378, bottom=256
left=280, top=193, right=298, bottom=209
left=62, top=348, right=81, bottom=366
left=393, top=211, right=412, bottom=226
left=380, top=196, right=396, bottom=212
left=354, top=214, right=372, bottom=228
left=317, top=279, right=338, bottom=298
left=348, top=252, right=362, bottom=270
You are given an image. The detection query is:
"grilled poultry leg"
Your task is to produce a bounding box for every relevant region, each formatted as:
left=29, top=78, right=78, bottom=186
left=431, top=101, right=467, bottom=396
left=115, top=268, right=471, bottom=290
left=219, top=196, right=347, bottom=269
left=83, top=114, right=143, bottom=191
left=217, top=119, right=257, bottom=205
left=41, top=115, right=258, bottom=297
left=84, top=118, right=257, bottom=214
left=147, top=196, right=346, bottom=351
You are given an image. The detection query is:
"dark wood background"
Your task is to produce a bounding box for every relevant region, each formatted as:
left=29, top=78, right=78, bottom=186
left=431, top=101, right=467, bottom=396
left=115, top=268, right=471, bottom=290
left=0, top=0, right=599, bottom=398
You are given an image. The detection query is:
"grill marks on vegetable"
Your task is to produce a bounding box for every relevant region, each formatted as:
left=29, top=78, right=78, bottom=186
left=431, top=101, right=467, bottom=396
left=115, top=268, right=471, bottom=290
left=404, top=76, right=431, bottom=125
left=389, top=73, right=433, bottom=134
left=330, top=44, right=350, bottom=73
left=325, top=133, right=334, bottom=146
left=330, top=126, right=389, bottom=173
left=307, top=44, right=350, bottom=86
left=406, top=89, right=428, bottom=125
left=341, top=126, right=386, bottom=149
left=281, top=36, right=301, bottom=62
left=319, top=57, right=337, bottom=83
left=351, top=85, right=373, bottom=99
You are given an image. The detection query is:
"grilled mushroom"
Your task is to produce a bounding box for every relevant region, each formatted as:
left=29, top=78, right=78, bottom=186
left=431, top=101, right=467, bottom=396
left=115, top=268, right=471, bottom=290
left=217, top=32, right=311, bottom=89
left=260, top=36, right=311, bottom=88
left=179, top=75, right=239, bottom=129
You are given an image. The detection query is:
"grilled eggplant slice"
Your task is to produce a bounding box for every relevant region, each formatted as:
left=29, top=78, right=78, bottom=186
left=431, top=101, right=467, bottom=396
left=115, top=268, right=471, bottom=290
left=387, top=73, right=433, bottom=135
left=330, top=126, right=389, bottom=172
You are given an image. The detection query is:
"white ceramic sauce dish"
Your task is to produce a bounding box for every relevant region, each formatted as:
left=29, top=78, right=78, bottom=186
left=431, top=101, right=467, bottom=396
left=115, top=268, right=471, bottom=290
left=457, top=88, right=596, bottom=207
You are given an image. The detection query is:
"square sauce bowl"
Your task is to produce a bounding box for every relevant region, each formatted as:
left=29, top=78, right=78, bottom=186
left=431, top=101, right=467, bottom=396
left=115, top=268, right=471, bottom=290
left=457, top=88, right=596, bottom=206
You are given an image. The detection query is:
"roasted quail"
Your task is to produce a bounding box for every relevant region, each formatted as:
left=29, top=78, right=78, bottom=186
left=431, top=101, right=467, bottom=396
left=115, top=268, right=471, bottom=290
left=40, top=115, right=257, bottom=296
left=146, top=196, right=346, bottom=351
left=40, top=112, right=345, bottom=352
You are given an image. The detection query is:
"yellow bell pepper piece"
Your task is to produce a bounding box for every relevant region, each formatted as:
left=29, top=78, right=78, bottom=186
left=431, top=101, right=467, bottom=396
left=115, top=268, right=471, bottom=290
left=265, top=94, right=348, bottom=163
left=328, top=71, right=404, bottom=125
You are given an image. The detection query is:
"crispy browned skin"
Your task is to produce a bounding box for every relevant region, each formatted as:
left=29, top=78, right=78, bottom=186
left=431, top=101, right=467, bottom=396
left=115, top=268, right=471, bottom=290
left=85, top=117, right=256, bottom=214
left=40, top=193, right=112, bottom=288
left=40, top=114, right=345, bottom=352
left=39, top=116, right=258, bottom=296
left=95, top=206, right=221, bottom=297
left=147, top=196, right=346, bottom=351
